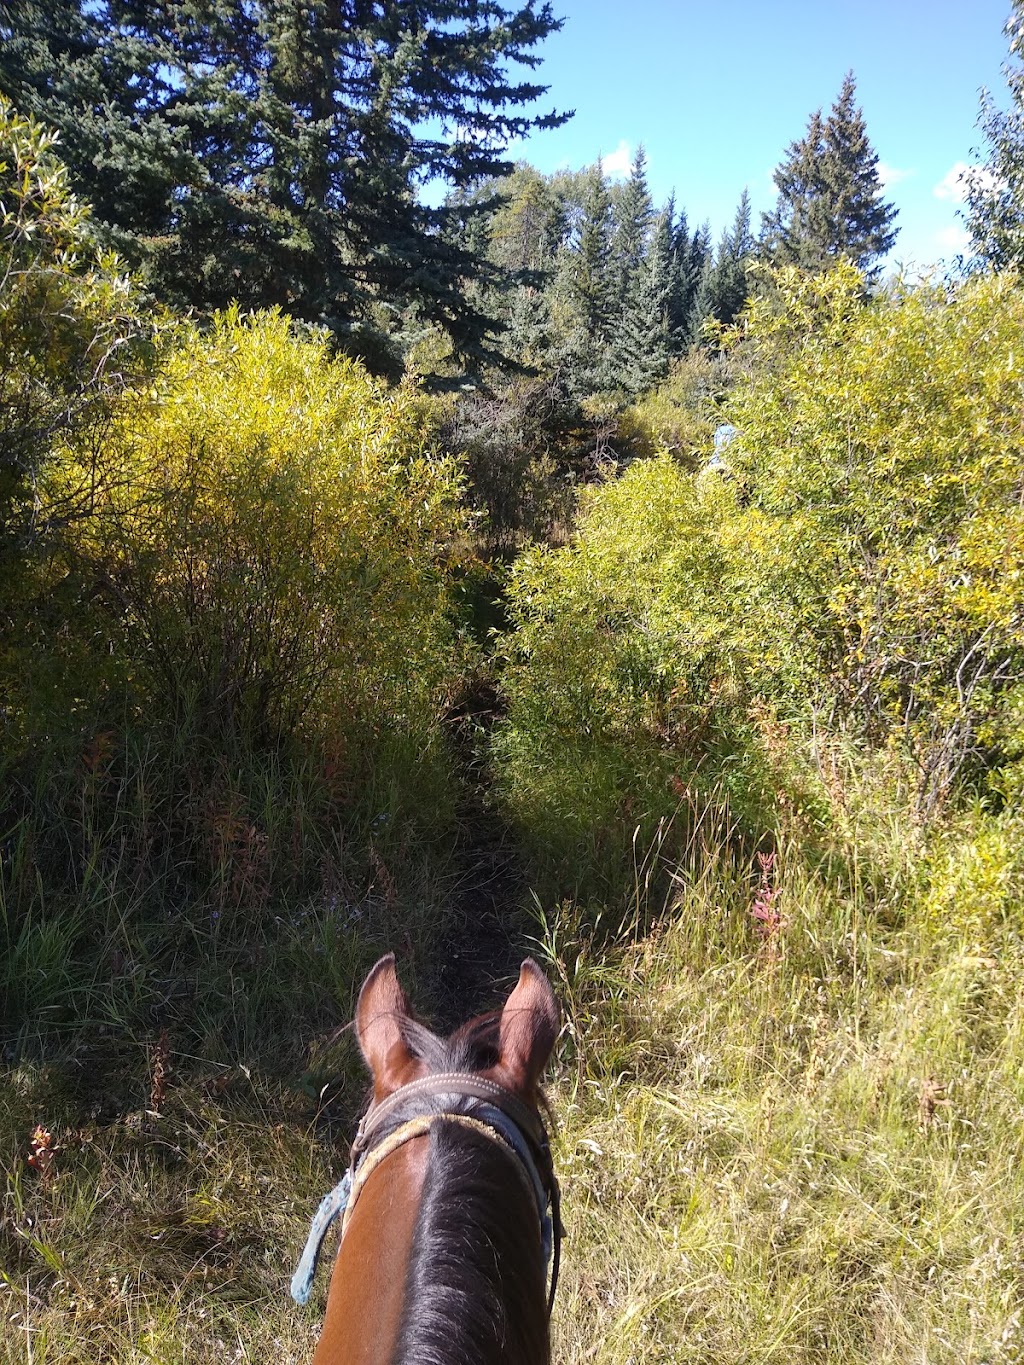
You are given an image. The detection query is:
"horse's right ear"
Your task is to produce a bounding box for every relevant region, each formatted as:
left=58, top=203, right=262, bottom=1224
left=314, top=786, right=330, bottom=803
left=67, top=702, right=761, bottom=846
left=355, top=954, right=415, bottom=1095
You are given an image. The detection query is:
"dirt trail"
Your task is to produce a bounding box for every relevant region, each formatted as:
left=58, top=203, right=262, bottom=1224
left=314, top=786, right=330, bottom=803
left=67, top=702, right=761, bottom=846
left=427, top=688, right=538, bottom=1030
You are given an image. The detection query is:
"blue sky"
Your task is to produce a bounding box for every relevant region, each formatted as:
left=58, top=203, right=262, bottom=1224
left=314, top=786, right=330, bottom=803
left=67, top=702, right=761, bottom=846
left=508, top=0, right=1012, bottom=270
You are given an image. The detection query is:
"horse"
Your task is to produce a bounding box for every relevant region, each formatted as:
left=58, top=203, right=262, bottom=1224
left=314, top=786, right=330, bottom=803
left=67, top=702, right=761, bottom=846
left=292, top=953, right=562, bottom=1365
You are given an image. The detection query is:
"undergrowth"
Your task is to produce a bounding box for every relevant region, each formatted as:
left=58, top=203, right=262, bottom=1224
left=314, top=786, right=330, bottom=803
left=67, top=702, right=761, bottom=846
left=543, top=768, right=1024, bottom=1365
left=4, top=742, right=1023, bottom=1363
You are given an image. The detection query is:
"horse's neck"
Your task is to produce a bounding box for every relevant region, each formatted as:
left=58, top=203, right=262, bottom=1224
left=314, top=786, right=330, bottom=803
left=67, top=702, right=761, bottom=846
left=393, top=1119, right=550, bottom=1365
left=313, top=1136, right=429, bottom=1365
left=315, top=1120, right=549, bottom=1365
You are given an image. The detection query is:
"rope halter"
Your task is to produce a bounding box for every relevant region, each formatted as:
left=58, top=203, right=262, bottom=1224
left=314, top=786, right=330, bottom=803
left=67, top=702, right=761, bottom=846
left=290, top=1071, right=562, bottom=1314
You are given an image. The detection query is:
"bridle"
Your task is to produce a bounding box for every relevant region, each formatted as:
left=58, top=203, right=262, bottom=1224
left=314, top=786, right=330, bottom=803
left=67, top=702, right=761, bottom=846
left=291, top=1072, right=563, bottom=1315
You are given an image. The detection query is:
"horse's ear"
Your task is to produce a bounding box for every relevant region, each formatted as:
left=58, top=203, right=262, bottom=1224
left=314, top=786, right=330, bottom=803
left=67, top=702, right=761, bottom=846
left=355, top=954, right=415, bottom=1092
left=498, top=958, right=560, bottom=1091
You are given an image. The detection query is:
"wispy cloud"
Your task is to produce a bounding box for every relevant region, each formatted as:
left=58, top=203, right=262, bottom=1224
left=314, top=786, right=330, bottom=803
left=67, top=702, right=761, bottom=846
left=933, top=161, right=1000, bottom=203
left=933, top=223, right=972, bottom=254
left=878, top=161, right=913, bottom=189
left=599, top=140, right=633, bottom=179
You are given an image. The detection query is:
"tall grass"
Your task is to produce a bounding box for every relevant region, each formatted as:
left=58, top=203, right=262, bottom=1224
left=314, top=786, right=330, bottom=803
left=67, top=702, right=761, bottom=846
left=541, top=772, right=1024, bottom=1364
left=1, top=715, right=466, bottom=1364
left=3, top=746, right=1023, bottom=1361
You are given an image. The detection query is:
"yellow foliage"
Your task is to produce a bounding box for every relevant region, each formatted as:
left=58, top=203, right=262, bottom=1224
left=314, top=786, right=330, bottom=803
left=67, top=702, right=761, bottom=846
left=47, top=308, right=468, bottom=742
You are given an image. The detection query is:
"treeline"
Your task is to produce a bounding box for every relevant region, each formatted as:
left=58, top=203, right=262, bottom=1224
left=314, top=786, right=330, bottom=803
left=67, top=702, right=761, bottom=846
left=445, top=155, right=751, bottom=397
left=0, top=0, right=896, bottom=391
left=443, top=71, right=897, bottom=399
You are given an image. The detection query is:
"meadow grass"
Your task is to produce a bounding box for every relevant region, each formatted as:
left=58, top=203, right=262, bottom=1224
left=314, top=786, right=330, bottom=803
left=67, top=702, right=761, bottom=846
left=3, top=747, right=1023, bottom=1363
left=545, top=786, right=1024, bottom=1365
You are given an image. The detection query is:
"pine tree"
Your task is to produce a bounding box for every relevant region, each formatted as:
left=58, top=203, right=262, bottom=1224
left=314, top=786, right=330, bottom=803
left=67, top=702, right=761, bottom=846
left=675, top=218, right=714, bottom=346
left=965, top=1, right=1024, bottom=268
left=609, top=146, right=654, bottom=312
left=0, top=0, right=566, bottom=370
left=761, top=73, right=897, bottom=278
left=707, top=189, right=755, bottom=326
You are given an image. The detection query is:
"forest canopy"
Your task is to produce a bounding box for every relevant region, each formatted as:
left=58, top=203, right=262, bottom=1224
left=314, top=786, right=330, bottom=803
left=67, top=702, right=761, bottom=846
left=0, top=0, right=566, bottom=370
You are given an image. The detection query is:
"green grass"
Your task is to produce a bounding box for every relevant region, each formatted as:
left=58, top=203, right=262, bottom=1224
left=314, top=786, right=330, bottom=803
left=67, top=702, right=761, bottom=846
left=543, top=791, right=1024, bottom=1364
left=3, top=745, right=1024, bottom=1362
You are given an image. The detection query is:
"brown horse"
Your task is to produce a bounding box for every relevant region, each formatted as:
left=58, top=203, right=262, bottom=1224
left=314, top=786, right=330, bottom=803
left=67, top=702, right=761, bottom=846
left=294, top=953, right=561, bottom=1365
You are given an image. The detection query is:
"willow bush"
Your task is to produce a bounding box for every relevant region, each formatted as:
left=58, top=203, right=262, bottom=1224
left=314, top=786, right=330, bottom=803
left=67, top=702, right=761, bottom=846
left=3, top=309, right=472, bottom=996
left=46, top=308, right=469, bottom=752
left=0, top=94, right=149, bottom=555
left=494, top=264, right=1024, bottom=899
left=727, top=263, right=1024, bottom=813
left=492, top=455, right=785, bottom=899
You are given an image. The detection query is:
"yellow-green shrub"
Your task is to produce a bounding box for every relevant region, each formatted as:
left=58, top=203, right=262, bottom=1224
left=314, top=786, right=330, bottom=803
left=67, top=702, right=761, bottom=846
left=0, top=95, right=149, bottom=548
left=727, top=263, right=1024, bottom=809
left=494, top=265, right=1024, bottom=898
left=493, top=455, right=787, bottom=893
left=48, top=308, right=469, bottom=750
left=621, top=349, right=735, bottom=462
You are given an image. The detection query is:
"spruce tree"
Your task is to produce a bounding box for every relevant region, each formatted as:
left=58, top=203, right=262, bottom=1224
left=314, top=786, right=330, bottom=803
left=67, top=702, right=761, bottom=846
left=0, top=0, right=566, bottom=369
left=555, top=162, right=614, bottom=392
left=761, top=73, right=897, bottom=279
left=707, top=189, right=755, bottom=325
left=966, top=1, right=1024, bottom=268
left=675, top=217, right=714, bottom=346
left=609, top=146, right=654, bottom=312
left=608, top=203, right=673, bottom=395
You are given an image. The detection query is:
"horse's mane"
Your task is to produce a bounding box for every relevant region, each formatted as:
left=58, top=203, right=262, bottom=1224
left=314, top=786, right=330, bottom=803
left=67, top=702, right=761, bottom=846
left=384, top=1013, right=551, bottom=1365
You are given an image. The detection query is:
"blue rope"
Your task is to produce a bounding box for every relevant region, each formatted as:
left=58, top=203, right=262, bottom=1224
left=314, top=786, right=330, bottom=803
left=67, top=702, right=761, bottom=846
left=290, top=1169, right=352, bottom=1306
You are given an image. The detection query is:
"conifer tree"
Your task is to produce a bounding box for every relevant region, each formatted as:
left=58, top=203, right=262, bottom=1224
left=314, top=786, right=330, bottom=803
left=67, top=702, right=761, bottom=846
left=555, top=162, right=614, bottom=392
left=608, top=202, right=674, bottom=394
left=609, top=146, right=654, bottom=311
left=761, top=73, right=897, bottom=278
left=707, top=189, right=755, bottom=325
left=965, top=0, right=1024, bottom=268
left=0, top=0, right=566, bottom=369
left=675, top=218, right=714, bottom=346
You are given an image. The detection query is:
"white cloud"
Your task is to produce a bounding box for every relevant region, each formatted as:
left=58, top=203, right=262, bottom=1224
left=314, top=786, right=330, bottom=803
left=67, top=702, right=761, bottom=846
left=933, top=223, right=972, bottom=254
left=932, top=161, right=1000, bottom=203
left=599, top=140, right=633, bottom=179
left=878, top=162, right=913, bottom=189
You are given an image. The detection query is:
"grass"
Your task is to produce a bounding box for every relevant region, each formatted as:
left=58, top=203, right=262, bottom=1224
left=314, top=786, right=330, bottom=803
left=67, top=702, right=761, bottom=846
left=3, top=739, right=1024, bottom=1363
left=0, top=728, right=465, bottom=1363
left=543, top=786, right=1024, bottom=1364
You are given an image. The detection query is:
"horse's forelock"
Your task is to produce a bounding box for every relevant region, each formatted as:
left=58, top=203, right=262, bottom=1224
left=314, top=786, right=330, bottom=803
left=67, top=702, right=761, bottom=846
left=397, top=1011, right=501, bottom=1073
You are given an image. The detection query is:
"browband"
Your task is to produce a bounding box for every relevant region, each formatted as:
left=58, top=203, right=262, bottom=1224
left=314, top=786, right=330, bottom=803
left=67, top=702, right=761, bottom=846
left=353, top=1071, right=551, bottom=1160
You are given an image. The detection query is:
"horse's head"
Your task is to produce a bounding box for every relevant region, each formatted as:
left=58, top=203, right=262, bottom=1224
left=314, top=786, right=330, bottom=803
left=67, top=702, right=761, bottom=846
left=300, top=954, right=562, bottom=1364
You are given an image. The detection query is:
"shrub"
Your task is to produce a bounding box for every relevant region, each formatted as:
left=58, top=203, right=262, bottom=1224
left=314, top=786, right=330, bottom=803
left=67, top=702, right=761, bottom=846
left=726, top=263, right=1024, bottom=811
left=492, top=264, right=1024, bottom=903
left=45, top=308, right=469, bottom=750
left=621, top=349, right=736, bottom=463
left=444, top=375, right=597, bottom=554
left=0, top=95, right=149, bottom=560
left=492, top=455, right=786, bottom=897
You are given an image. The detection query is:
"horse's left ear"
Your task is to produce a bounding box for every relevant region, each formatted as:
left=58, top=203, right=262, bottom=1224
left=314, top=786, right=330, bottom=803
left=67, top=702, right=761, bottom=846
left=355, top=953, right=416, bottom=1096
left=498, top=958, right=560, bottom=1091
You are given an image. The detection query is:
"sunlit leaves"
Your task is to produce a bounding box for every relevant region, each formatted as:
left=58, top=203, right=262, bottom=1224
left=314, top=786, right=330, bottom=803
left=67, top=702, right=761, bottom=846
left=48, top=309, right=468, bottom=743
